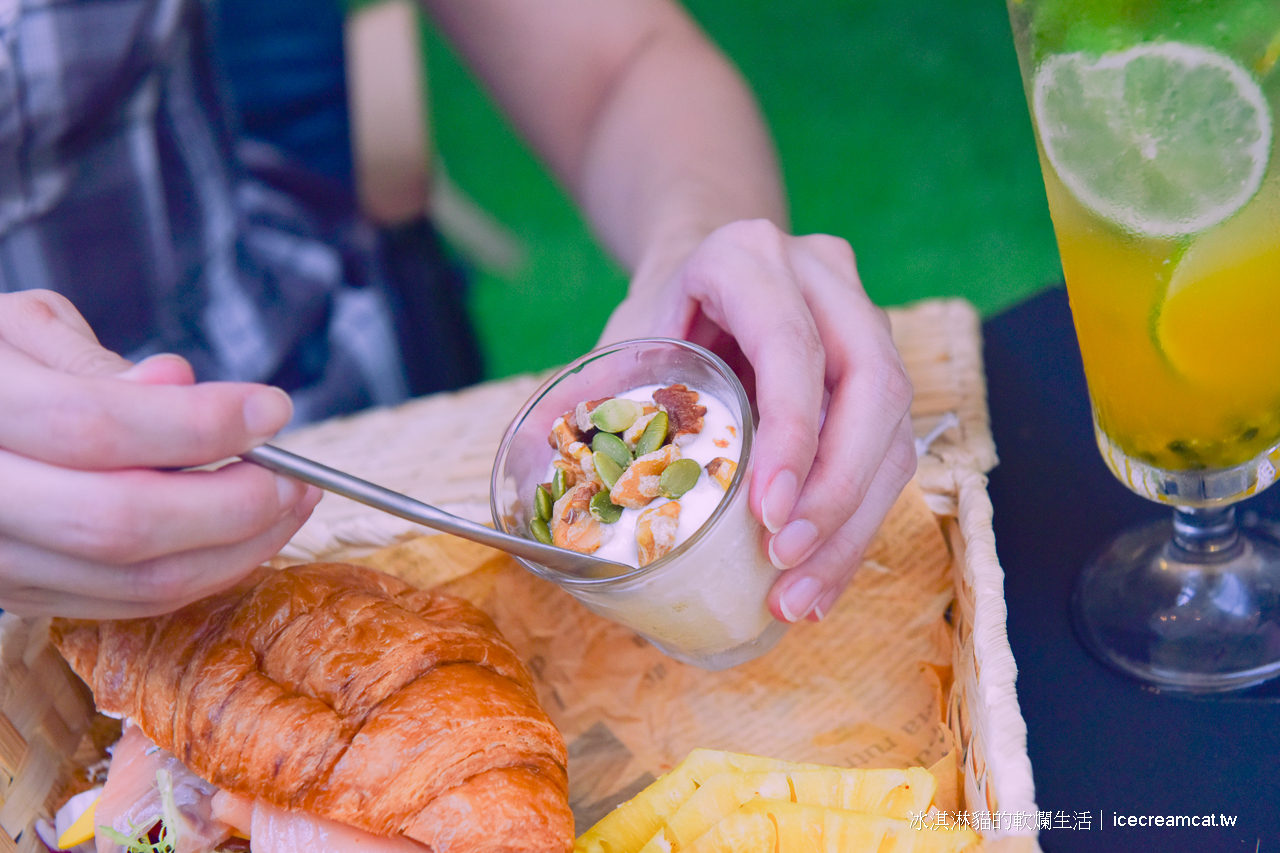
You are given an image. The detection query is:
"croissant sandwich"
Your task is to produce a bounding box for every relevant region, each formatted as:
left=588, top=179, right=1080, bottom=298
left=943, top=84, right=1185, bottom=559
left=49, top=562, right=574, bottom=853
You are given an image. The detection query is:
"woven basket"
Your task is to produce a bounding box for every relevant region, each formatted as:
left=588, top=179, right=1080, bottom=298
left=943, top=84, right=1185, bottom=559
left=0, top=298, right=1039, bottom=851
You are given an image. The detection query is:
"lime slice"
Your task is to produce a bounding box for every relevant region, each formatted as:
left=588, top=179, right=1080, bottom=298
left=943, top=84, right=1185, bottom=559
left=1154, top=173, right=1280, bottom=390
left=1033, top=42, right=1272, bottom=237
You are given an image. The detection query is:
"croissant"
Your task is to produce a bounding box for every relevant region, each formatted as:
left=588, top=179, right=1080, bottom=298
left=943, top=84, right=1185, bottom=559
left=51, top=561, right=573, bottom=853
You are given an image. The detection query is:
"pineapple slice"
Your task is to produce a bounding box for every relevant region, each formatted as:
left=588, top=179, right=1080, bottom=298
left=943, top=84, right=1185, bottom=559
left=635, top=771, right=791, bottom=853
left=575, top=750, right=826, bottom=853
left=787, top=767, right=936, bottom=818
left=685, top=798, right=895, bottom=853
left=685, top=798, right=980, bottom=853
left=638, top=767, right=936, bottom=853
left=681, top=805, right=779, bottom=853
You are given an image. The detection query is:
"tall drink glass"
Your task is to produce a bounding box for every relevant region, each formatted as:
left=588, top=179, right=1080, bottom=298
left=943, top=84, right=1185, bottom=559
left=1006, top=0, right=1280, bottom=691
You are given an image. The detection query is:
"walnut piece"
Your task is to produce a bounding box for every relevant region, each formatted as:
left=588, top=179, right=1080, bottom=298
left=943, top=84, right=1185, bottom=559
left=653, top=384, right=707, bottom=445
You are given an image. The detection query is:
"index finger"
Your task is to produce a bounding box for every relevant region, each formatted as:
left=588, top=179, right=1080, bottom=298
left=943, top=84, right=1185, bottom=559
left=0, top=290, right=134, bottom=376
left=677, top=222, right=827, bottom=530
left=763, top=236, right=915, bottom=571
left=0, top=346, right=294, bottom=469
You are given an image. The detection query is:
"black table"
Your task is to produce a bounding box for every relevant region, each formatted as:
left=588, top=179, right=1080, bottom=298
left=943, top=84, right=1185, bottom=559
left=984, top=286, right=1280, bottom=853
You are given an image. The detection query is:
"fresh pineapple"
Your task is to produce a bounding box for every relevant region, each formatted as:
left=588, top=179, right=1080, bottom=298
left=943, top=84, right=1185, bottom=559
left=680, top=802, right=783, bottom=853
left=684, top=798, right=899, bottom=853
left=575, top=750, right=826, bottom=853
left=785, top=767, right=936, bottom=819
left=637, top=766, right=936, bottom=852
left=576, top=750, right=980, bottom=853
left=686, top=798, right=980, bottom=853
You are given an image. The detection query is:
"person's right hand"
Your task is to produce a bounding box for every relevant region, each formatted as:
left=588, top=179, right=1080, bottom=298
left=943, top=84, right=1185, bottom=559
left=0, top=290, right=321, bottom=619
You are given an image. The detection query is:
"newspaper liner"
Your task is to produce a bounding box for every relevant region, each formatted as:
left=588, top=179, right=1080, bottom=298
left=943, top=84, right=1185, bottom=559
left=0, top=299, right=1040, bottom=852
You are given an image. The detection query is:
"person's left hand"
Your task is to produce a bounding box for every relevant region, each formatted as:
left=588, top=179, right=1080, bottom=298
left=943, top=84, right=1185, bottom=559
left=599, top=219, right=916, bottom=624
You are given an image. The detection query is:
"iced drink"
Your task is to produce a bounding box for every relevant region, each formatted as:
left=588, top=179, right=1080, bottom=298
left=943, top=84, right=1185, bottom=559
left=1008, top=0, right=1280, bottom=503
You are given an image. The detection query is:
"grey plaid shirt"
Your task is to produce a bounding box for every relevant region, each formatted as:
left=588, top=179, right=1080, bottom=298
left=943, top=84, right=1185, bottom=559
left=0, top=0, right=410, bottom=424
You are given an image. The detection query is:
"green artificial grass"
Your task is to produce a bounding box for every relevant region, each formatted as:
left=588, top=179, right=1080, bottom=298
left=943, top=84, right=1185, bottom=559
left=422, top=0, right=1064, bottom=380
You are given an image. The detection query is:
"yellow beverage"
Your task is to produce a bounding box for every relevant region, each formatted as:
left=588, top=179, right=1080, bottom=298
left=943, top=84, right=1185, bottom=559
left=1010, top=0, right=1280, bottom=501
left=1047, top=164, right=1280, bottom=474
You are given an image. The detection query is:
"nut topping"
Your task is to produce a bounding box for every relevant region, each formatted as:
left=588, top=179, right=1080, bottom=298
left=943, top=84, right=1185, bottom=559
left=610, top=444, right=681, bottom=508
left=551, top=481, right=606, bottom=553
left=636, top=500, right=681, bottom=566
left=705, top=456, right=737, bottom=491
left=622, top=409, right=659, bottom=448
left=549, top=413, right=588, bottom=452
left=653, top=384, right=707, bottom=446
left=533, top=383, right=738, bottom=563
left=589, top=397, right=645, bottom=433
left=573, top=398, right=613, bottom=433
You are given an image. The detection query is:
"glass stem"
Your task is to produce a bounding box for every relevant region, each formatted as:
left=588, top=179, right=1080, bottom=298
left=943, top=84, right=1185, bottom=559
left=1170, top=505, right=1242, bottom=563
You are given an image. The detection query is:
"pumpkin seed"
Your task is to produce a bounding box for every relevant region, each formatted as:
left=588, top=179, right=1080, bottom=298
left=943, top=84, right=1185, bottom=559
left=592, top=431, right=632, bottom=469
left=633, top=410, right=669, bottom=457
left=658, top=457, right=701, bottom=498
left=589, top=491, right=624, bottom=523
left=534, top=483, right=554, bottom=521
left=551, top=468, right=569, bottom=501
left=590, top=397, right=644, bottom=433
left=530, top=516, right=554, bottom=545
left=593, top=451, right=625, bottom=490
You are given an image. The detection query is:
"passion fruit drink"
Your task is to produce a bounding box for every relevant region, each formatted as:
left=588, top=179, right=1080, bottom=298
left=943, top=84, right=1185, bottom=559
left=1009, top=0, right=1280, bottom=503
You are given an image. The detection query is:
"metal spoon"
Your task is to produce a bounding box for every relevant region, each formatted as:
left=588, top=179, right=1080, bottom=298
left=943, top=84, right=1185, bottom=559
left=242, top=444, right=631, bottom=579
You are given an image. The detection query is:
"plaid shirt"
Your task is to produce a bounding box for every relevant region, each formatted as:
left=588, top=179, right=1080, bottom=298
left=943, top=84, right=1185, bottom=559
left=0, top=0, right=411, bottom=425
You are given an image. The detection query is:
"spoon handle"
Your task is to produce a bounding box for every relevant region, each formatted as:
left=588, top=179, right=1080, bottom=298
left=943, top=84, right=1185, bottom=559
left=242, top=444, right=626, bottom=578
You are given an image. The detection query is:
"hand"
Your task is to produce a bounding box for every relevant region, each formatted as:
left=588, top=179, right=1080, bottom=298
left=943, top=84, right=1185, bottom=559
left=0, top=290, right=321, bottom=619
left=600, top=220, right=916, bottom=623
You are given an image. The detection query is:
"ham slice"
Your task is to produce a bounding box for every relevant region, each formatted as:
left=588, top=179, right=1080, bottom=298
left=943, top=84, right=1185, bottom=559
left=95, top=724, right=231, bottom=853
left=209, top=791, right=253, bottom=838
left=211, top=791, right=426, bottom=853
left=96, top=731, right=430, bottom=853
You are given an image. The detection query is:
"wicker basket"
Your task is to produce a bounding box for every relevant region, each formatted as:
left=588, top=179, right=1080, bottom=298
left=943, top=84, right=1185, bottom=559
left=0, top=298, right=1039, bottom=851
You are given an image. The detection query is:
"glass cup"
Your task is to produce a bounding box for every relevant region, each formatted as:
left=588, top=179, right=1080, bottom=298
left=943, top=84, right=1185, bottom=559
left=1007, top=0, right=1280, bottom=691
left=490, top=338, right=787, bottom=670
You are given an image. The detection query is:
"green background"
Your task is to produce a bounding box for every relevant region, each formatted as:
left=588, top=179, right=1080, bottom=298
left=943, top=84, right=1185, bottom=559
left=422, top=0, right=1065, bottom=380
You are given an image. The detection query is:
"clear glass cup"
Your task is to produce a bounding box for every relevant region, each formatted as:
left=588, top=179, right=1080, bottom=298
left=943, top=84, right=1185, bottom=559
left=490, top=338, right=787, bottom=670
left=1007, top=0, right=1280, bottom=691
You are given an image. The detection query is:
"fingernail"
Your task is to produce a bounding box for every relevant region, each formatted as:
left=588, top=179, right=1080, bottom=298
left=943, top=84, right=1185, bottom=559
left=779, top=576, right=822, bottom=623
left=244, top=387, right=293, bottom=437
left=768, top=519, right=819, bottom=570
left=809, top=588, right=839, bottom=622
left=761, top=470, right=799, bottom=533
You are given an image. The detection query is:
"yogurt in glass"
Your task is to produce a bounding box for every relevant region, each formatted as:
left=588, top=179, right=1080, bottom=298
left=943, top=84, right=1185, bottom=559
left=491, top=339, right=786, bottom=670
